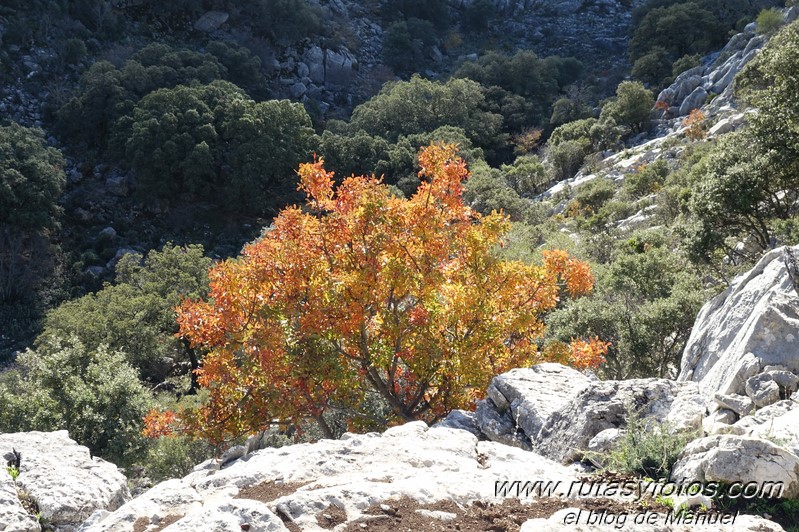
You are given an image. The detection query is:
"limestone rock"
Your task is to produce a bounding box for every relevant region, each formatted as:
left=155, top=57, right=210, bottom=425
left=432, top=409, right=480, bottom=437
left=745, top=373, right=781, bottom=408
left=0, top=469, right=40, bottom=532
left=678, top=86, right=707, bottom=116
left=671, top=435, right=799, bottom=497
left=749, top=408, right=799, bottom=457
left=193, top=11, right=229, bottom=32
left=484, top=364, right=591, bottom=442
left=84, top=422, right=577, bottom=531
left=0, top=431, right=129, bottom=530
left=733, top=399, right=797, bottom=433
left=535, top=379, right=706, bottom=464
left=679, top=246, right=799, bottom=399
left=476, top=399, right=531, bottom=450
left=702, top=409, right=737, bottom=435
left=714, top=393, right=754, bottom=417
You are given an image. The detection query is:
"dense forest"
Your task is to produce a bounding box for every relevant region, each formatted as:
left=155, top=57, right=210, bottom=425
left=1, top=0, right=798, bottom=486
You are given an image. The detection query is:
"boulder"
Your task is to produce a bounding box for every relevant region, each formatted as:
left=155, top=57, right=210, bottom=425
left=193, top=11, right=229, bottom=32
left=671, top=435, right=799, bottom=498
left=476, top=398, right=531, bottom=450
left=679, top=246, right=799, bottom=400
left=678, top=86, right=707, bottom=116
left=83, top=421, right=577, bottom=531
left=483, top=364, right=592, bottom=442
left=745, top=373, right=781, bottom=408
left=733, top=399, right=797, bottom=433
left=323, top=49, right=355, bottom=88
left=535, top=379, right=707, bottom=464
left=432, top=409, right=480, bottom=437
left=0, top=431, right=129, bottom=530
left=749, top=408, right=799, bottom=457
left=714, top=393, right=754, bottom=417
left=303, top=46, right=325, bottom=84
left=702, top=408, right=737, bottom=435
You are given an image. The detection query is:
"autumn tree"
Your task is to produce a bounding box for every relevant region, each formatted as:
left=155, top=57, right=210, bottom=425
left=147, top=145, right=606, bottom=444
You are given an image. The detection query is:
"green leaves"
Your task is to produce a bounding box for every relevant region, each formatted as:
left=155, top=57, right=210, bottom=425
left=0, top=123, right=65, bottom=231
left=0, top=336, right=153, bottom=465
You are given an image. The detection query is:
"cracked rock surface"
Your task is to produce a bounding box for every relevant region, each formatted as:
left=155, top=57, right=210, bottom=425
left=81, top=421, right=577, bottom=531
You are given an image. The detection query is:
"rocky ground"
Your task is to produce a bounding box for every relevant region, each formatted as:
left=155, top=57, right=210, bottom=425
left=4, top=243, right=799, bottom=530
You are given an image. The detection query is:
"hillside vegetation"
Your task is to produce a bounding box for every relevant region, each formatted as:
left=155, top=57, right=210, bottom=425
left=0, top=0, right=797, bottom=483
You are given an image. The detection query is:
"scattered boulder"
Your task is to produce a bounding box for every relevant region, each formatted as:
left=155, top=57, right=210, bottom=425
left=671, top=435, right=799, bottom=498
left=432, top=409, right=480, bottom=437
left=0, top=431, right=129, bottom=530
left=476, top=398, right=531, bottom=450
left=481, top=364, right=591, bottom=444
left=193, top=11, right=229, bottom=32
left=745, top=373, right=781, bottom=408
left=714, top=393, right=754, bottom=417
left=535, top=379, right=706, bottom=464
left=678, top=86, right=707, bottom=116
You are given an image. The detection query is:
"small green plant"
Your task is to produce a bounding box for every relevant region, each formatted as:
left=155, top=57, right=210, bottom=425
left=757, top=8, right=784, bottom=35
left=589, top=403, right=699, bottom=479
left=6, top=465, right=19, bottom=481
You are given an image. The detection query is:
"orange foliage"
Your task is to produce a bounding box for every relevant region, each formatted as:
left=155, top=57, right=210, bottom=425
left=145, top=144, right=607, bottom=444
left=683, top=109, right=707, bottom=140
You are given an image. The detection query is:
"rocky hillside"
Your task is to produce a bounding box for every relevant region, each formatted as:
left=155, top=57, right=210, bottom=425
left=4, top=245, right=799, bottom=530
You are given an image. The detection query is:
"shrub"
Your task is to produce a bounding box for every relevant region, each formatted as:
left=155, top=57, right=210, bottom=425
left=589, top=404, right=699, bottom=479
left=624, top=160, right=669, bottom=198
left=349, top=76, right=503, bottom=151
left=0, top=336, right=154, bottom=466
left=757, top=8, right=784, bottom=35
left=39, top=243, right=211, bottom=384
left=600, top=81, right=655, bottom=134
left=113, top=81, right=315, bottom=213
left=500, top=154, right=549, bottom=196
left=546, top=139, right=588, bottom=182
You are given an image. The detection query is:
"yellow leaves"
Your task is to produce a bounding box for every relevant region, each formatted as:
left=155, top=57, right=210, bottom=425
left=683, top=109, right=707, bottom=141
left=297, top=156, right=334, bottom=210
left=157, top=143, right=608, bottom=443
left=542, top=249, right=594, bottom=297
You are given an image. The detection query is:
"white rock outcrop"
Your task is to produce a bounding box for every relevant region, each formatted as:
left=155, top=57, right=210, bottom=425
left=476, top=364, right=591, bottom=450
left=82, top=421, right=578, bottom=532
left=0, top=468, right=40, bottom=532
left=671, top=435, right=799, bottom=498
left=679, top=246, right=799, bottom=403
left=0, top=431, right=129, bottom=531
left=535, top=379, right=706, bottom=463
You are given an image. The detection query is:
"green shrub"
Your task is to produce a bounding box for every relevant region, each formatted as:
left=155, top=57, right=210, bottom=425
left=349, top=76, right=503, bottom=151
left=623, top=160, right=669, bottom=199
left=757, top=8, right=784, bottom=35
left=590, top=404, right=698, bottom=479
left=463, top=160, right=529, bottom=221
left=501, top=154, right=549, bottom=196
left=63, top=38, right=88, bottom=66
left=39, top=243, right=211, bottom=384
left=546, top=139, right=588, bottom=182
left=113, top=81, right=315, bottom=212
left=600, top=81, right=655, bottom=134
left=0, top=336, right=154, bottom=466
